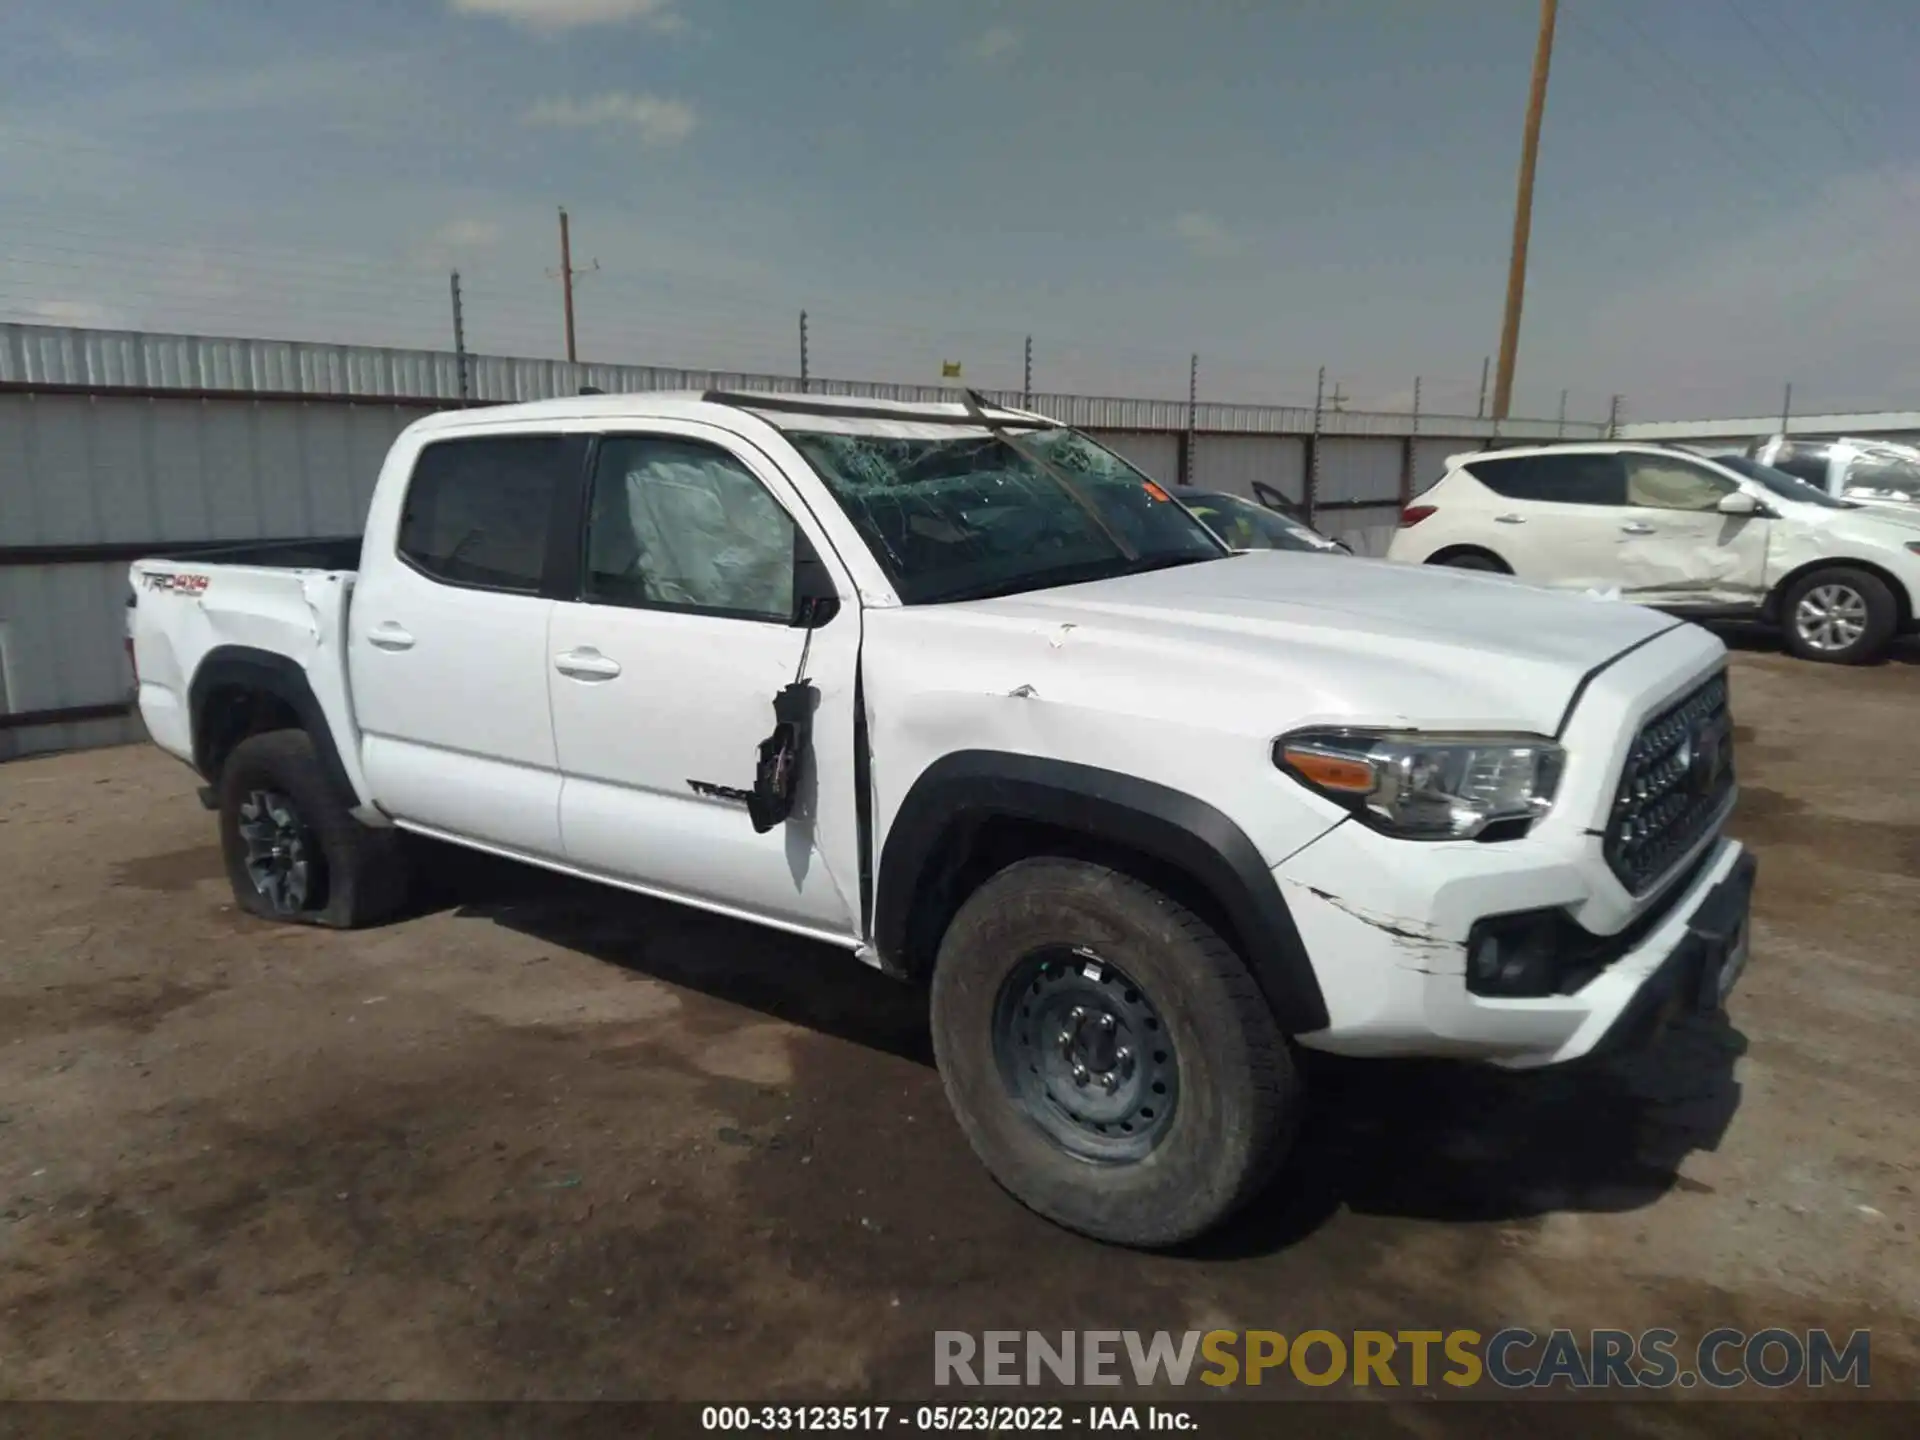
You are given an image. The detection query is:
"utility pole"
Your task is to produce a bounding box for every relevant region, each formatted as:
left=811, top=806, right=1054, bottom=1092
left=552, top=207, right=598, bottom=364
left=1023, top=335, right=1033, bottom=407
left=1477, top=356, right=1491, bottom=419
left=1492, top=0, right=1558, bottom=421
left=1607, top=393, right=1623, bottom=439
left=799, top=311, right=810, bottom=392
left=1325, top=380, right=1349, bottom=413
left=449, top=270, right=469, bottom=405
left=1557, top=387, right=1567, bottom=437
left=1412, top=375, right=1422, bottom=429
left=1307, top=365, right=1326, bottom=524
left=1183, top=352, right=1198, bottom=486
left=1780, top=381, right=1793, bottom=434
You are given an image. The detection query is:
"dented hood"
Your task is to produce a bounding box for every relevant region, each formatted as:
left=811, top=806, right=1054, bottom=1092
left=906, top=550, right=1682, bottom=735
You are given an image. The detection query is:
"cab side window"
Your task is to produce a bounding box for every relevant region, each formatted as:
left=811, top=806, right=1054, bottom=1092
left=584, top=435, right=797, bottom=622
left=1624, top=456, right=1739, bottom=512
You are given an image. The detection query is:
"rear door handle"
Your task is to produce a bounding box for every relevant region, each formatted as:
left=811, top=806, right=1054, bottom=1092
left=366, top=622, right=415, bottom=651
left=1494, top=513, right=1526, bottom=524
left=555, top=647, right=622, bottom=681
left=1620, top=522, right=1656, bottom=535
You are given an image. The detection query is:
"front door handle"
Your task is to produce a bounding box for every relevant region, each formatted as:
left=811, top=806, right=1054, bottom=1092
left=366, top=622, right=415, bottom=651
left=1494, top=513, right=1526, bottom=524
left=1620, top=522, right=1656, bottom=535
left=555, top=647, right=622, bottom=681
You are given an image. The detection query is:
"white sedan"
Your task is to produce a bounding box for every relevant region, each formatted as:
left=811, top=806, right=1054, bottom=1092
left=1385, top=442, right=1920, bottom=664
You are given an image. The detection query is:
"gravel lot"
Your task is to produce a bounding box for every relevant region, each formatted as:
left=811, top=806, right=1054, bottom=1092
left=1, top=639, right=1916, bottom=1426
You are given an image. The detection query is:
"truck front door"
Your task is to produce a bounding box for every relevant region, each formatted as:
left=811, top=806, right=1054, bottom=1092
left=547, top=426, right=865, bottom=943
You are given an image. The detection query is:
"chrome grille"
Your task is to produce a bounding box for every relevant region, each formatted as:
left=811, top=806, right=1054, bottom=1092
left=1605, top=672, right=1735, bottom=894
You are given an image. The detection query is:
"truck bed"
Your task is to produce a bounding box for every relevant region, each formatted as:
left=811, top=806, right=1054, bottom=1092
left=127, top=545, right=368, bottom=803
left=141, top=535, right=363, bottom=571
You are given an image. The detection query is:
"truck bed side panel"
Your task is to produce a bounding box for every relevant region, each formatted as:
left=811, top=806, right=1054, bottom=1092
left=128, top=560, right=372, bottom=806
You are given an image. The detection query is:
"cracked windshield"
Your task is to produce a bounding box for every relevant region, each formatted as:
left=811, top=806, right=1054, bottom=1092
left=788, top=427, right=1226, bottom=604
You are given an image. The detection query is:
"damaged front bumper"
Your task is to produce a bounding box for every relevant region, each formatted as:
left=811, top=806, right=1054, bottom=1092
left=1273, top=818, right=1753, bottom=1069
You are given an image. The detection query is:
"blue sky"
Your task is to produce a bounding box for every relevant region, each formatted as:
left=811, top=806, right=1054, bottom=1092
left=2, top=0, right=1917, bottom=420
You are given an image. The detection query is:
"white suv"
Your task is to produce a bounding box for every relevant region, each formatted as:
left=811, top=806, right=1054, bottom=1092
left=1387, top=442, right=1920, bottom=664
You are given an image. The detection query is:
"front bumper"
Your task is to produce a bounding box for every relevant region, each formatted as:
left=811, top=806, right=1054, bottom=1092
left=1277, top=829, right=1754, bottom=1069
left=1580, top=848, right=1755, bottom=1064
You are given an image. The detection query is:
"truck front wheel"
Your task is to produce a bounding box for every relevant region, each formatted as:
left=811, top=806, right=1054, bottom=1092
left=216, top=729, right=409, bottom=929
left=929, top=857, right=1299, bottom=1247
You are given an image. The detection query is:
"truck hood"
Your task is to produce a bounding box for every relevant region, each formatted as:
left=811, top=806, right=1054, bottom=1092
left=886, top=550, right=1684, bottom=736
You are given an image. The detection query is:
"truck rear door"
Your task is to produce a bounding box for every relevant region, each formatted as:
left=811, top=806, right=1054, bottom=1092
left=348, top=433, right=582, bottom=859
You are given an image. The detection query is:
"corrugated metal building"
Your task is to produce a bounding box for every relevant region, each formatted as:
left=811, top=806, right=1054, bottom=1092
left=0, top=321, right=1602, bottom=759
left=1617, top=410, right=1920, bottom=451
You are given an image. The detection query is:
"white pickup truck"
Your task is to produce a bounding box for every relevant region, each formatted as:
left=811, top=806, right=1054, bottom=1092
left=128, top=390, right=1755, bottom=1247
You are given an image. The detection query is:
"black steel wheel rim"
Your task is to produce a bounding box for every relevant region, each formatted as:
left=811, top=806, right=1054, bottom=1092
left=992, top=947, right=1180, bottom=1163
left=237, top=789, right=316, bottom=916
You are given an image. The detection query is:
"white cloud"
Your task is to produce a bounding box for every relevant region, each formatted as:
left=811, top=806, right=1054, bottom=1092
left=523, top=92, right=696, bottom=146
left=1173, top=211, right=1244, bottom=260
left=965, top=26, right=1021, bottom=62
left=449, top=0, right=684, bottom=31
left=435, top=218, right=501, bottom=249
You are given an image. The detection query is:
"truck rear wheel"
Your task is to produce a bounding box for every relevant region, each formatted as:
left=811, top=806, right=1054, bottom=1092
left=217, top=729, right=409, bottom=929
left=929, top=857, right=1299, bottom=1247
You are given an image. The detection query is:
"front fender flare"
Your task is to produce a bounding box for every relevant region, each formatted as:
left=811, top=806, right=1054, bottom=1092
left=874, top=750, right=1331, bottom=1036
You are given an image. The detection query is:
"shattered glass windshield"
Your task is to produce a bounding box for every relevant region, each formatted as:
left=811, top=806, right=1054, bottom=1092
left=1841, top=447, right=1920, bottom=501
left=787, top=426, right=1227, bottom=604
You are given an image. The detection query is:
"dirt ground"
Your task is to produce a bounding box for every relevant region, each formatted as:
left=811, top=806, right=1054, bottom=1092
left=1, top=636, right=1917, bottom=1426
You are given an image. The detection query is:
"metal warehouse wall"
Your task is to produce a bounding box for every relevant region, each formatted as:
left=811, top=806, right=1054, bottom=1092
left=0, top=393, right=429, bottom=760
left=1089, top=432, right=1180, bottom=487
left=1191, top=435, right=1306, bottom=501
left=0, top=320, right=1604, bottom=760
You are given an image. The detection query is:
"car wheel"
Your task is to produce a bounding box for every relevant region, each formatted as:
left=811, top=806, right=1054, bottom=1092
left=217, top=729, right=410, bottom=928
left=1430, top=550, right=1508, bottom=573
left=929, top=857, right=1299, bottom=1248
left=1780, top=567, right=1897, bottom=665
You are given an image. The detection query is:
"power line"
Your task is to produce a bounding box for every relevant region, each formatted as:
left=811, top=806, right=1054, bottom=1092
left=1720, top=0, right=1868, bottom=161
left=1558, top=8, right=1780, bottom=192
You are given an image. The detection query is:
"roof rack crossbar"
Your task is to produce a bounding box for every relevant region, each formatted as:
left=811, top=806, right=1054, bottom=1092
left=699, top=389, right=1056, bottom=428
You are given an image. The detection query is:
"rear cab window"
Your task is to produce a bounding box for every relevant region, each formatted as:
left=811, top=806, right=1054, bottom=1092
left=397, top=435, right=575, bottom=592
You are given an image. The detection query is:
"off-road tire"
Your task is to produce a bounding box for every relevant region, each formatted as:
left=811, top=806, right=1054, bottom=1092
left=929, top=857, right=1300, bottom=1247
left=217, top=729, right=410, bottom=928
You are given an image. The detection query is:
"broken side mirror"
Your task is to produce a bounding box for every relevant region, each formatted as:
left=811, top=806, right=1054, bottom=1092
left=751, top=543, right=837, bottom=833
left=790, top=531, right=842, bottom=629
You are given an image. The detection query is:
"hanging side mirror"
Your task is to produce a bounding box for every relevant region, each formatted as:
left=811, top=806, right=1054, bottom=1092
left=752, top=537, right=838, bottom=833
left=790, top=532, right=842, bottom=629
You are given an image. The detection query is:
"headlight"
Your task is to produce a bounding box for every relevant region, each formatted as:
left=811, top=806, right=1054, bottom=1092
left=1274, top=729, right=1565, bottom=840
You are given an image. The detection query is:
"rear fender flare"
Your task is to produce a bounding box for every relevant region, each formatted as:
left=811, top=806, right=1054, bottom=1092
left=187, top=646, right=359, bottom=806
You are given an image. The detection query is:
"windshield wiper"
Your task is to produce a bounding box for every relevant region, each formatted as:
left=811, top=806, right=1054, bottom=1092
left=961, top=389, right=1138, bottom=562
left=1121, top=552, right=1220, bottom=577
